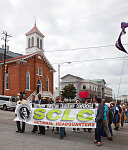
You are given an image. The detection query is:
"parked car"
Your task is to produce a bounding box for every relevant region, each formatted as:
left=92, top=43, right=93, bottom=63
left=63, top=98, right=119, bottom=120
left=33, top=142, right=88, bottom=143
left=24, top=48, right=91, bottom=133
left=0, top=95, right=16, bottom=111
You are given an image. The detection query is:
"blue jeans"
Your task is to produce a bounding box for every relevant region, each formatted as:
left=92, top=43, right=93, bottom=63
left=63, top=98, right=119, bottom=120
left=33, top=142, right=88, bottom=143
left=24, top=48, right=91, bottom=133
left=56, top=127, right=59, bottom=132
left=95, top=120, right=102, bottom=142
left=108, top=123, right=113, bottom=136
left=60, top=127, right=65, bottom=137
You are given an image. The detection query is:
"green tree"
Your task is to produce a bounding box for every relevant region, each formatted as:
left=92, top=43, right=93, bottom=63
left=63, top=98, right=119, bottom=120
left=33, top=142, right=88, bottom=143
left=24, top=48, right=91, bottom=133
left=61, top=84, right=77, bottom=99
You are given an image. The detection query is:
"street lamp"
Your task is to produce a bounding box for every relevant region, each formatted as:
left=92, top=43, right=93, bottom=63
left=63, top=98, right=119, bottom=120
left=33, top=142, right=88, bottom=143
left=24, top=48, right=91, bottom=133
left=58, top=62, right=71, bottom=98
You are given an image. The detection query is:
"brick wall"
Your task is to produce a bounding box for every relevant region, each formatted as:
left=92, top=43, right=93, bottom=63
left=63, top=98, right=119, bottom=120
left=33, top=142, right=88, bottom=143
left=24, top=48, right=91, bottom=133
left=0, top=54, right=54, bottom=98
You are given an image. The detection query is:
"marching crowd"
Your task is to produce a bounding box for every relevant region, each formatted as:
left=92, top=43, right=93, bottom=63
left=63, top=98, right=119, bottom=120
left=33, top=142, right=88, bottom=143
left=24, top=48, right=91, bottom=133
left=15, top=94, right=128, bottom=146
left=94, top=96, right=128, bottom=146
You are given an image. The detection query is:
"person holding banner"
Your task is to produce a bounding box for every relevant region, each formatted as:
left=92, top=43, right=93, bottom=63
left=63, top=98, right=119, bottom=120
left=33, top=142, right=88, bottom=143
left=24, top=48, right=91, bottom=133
left=72, top=99, right=80, bottom=133
left=15, top=95, right=26, bottom=133
left=54, top=98, right=66, bottom=140
left=31, top=95, right=38, bottom=133
left=83, top=99, right=92, bottom=133
left=38, top=94, right=46, bottom=135
left=94, top=97, right=104, bottom=146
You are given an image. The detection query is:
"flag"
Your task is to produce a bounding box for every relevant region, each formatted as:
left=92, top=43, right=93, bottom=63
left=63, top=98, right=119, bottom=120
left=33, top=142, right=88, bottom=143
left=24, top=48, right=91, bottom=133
left=115, top=22, right=128, bottom=54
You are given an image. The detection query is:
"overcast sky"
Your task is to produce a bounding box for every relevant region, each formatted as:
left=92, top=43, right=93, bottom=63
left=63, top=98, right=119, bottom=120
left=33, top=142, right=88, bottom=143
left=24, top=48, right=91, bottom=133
left=0, top=0, right=128, bottom=98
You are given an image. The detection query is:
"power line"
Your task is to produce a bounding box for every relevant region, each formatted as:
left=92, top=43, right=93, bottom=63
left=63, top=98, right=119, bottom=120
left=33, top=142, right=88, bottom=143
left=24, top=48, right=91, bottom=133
left=45, top=44, right=128, bottom=53
left=52, top=56, right=128, bottom=65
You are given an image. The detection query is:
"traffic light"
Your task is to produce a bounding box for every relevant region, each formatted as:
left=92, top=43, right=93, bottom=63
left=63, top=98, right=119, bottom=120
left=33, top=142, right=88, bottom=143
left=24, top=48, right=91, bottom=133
left=5, top=64, right=8, bottom=73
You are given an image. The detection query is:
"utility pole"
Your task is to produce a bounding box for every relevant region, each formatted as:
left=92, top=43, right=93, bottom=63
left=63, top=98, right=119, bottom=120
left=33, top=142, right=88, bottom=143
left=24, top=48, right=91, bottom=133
left=58, top=64, right=60, bottom=98
left=1, top=31, right=12, bottom=95
left=58, top=62, right=71, bottom=98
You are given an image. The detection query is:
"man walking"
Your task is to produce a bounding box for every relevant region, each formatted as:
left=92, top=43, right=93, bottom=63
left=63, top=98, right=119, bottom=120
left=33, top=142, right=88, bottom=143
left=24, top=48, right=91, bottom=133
left=94, top=97, right=104, bottom=146
left=31, top=95, right=38, bottom=133
left=38, top=94, right=46, bottom=135
left=102, top=99, right=112, bottom=141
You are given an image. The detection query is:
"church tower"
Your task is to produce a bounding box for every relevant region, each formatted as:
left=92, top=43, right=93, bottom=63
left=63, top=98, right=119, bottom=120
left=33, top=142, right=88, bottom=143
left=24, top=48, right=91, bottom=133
left=25, top=21, right=45, bottom=54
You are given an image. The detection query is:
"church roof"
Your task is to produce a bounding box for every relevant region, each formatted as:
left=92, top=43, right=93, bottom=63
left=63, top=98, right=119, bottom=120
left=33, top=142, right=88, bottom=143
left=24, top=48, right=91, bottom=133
left=0, top=52, right=55, bottom=72
left=25, top=23, right=45, bottom=37
left=0, top=48, right=23, bottom=61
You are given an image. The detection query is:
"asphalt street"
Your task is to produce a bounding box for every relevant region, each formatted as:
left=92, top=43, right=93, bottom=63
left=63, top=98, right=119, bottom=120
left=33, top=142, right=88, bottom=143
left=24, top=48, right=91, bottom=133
left=0, top=109, right=128, bottom=150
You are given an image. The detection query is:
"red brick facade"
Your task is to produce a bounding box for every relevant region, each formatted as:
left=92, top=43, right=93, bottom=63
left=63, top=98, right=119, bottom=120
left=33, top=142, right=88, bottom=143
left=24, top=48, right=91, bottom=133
left=0, top=54, right=54, bottom=98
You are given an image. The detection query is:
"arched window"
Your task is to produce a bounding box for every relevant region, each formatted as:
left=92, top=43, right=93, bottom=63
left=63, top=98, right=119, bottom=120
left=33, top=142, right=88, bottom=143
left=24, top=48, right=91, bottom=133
left=28, top=38, right=30, bottom=48
left=26, top=72, right=30, bottom=90
left=40, top=39, right=42, bottom=49
left=32, top=37, right=34, bottom=47
left=37, top=67, right=39, bottom=75
left=46, top=76, right=49, bottom=91
left=5, top=73, right=9, bottom=90
left=40, top=67, right=43, bottom=76
left=37, top=38, right=39, bottom=48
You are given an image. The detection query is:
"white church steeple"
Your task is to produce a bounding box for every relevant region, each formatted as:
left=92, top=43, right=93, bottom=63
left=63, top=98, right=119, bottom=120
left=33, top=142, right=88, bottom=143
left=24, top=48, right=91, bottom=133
left=25, top=22, right=45, bottom=54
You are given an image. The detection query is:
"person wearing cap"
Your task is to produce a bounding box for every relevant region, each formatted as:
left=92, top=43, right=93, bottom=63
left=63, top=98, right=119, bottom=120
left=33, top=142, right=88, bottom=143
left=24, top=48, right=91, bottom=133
left=101, top=102, right=113, bottom=137
left=93, top=97, right=104, bottom=146
left=101, top=99, right=112, bottom=141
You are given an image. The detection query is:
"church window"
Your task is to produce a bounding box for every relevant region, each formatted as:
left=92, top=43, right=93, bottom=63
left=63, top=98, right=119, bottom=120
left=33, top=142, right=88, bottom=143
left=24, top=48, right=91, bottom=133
left=26, top=72, right=30, bottom=90
left=37, top=67, right=39, bottom=75
left=32, top=37, right=34, bottom=47
left=28, top=38, right=30, bottom=48
left=37, top=38, right=39, bottom=48
left=40, top=67, right=43, bottom=76
left=46, top=76, right=49, bottom=91
left=40, top=39, right=42, bottom=49
left=83, top=85, right=86, bottom=89
left=5, top=73, right=9, bottom=90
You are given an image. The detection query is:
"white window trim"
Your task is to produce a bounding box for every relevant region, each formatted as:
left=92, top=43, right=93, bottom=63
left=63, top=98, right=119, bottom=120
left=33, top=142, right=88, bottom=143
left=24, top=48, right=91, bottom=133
left=37, top=67, right=39, bottom=75
left=28, top=38, right=30, bottom=48
left=26, top=89, right=31, bottom=91
left=40, top=67, right=43, bottom=76
left=40, top=39, right=42, bottom=49
left=46, top=76, right=49, bottom=91
left=37, top=38, right=39, bottom=48
left=5, top=73, right=9, bottom=90
left=26, top=72, right=30, bottom=90
left=32, top=37, right=34, bottom=47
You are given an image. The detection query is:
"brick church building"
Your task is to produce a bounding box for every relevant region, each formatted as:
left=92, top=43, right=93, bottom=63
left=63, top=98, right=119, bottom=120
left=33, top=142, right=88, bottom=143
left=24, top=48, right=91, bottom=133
left=0, top=23, right=55, bottom=98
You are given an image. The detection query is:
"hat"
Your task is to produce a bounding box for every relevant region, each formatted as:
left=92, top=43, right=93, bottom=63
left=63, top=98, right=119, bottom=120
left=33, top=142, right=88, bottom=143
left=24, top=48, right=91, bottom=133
left=42, top=97, right=46, bottom=99
left=106, top=103, right=110, bottom=108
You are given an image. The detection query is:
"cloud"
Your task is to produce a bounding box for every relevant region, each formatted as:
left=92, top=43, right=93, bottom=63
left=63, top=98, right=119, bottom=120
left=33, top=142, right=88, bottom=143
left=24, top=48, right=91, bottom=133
left=0, top=0, right=128, bottom=97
